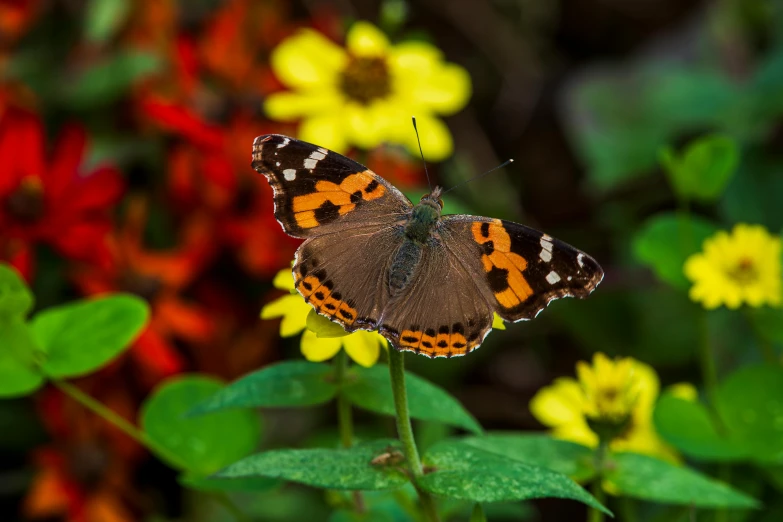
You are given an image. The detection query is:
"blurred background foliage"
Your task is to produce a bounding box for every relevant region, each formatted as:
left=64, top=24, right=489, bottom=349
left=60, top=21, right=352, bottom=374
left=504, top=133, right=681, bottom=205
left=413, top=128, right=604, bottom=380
left=1, top=0, right=783, bottom=521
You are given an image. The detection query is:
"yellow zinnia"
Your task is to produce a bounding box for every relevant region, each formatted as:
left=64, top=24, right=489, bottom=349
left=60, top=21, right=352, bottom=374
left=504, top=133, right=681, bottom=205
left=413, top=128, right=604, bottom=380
left=684, top=224, right=782, bottom=309
left=261, top=266, right=385, bottom=367
left=265, top=21, right=471, bottom=161
left=530, top=353, right=682, bottom=462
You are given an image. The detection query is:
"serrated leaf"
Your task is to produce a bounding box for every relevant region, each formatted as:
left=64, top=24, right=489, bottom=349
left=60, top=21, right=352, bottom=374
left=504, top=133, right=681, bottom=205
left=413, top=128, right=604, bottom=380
left=0, top=317, right=45, bottom=397
left=0, top=263, right=33, bottom=318
left=654, top=394, right=746, bottom=461
left=344, top=365, right=482, bottom=434
left=141, top=375, right=261, bottom=475
left=606, top=452, right=760, bottom=508
left=716, top=364, right=783, bottom=463
left=660, top=134, right=739, bottom=201
left=461, top=434, right=596, bottom=482
left=31, top=294, right=149, bottom=378
left=215, top=439, right=408, bottom=491
left=633, top=213, right=721, bottom=289
left=189, top=361, right=338, bottom=415
left=307, top=309, right=350, bottom=338
left=420, top=440, right=609, bottom=513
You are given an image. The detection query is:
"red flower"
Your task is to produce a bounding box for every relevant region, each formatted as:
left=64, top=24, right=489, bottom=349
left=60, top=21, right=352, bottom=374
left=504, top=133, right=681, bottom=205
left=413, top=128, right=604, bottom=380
left=0, top=108, right=124, bottom=280
left=72, top=197, right=216, bottom=384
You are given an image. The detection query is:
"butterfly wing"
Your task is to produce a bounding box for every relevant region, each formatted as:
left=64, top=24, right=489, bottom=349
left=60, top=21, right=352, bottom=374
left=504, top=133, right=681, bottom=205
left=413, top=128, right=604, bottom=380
left=377, top=215, right=604, bottom=357
left=294, top=223, right=406, bottom=332
left=378, top=238, right=497, bottom=357
left=441, top=215, right=604, bottom=322
left=252, top=135, right=412, bottom=238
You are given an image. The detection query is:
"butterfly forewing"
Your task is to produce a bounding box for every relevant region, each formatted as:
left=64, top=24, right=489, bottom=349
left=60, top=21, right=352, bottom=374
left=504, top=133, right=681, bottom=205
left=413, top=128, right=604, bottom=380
left=252, top=135, right=412, bottom=238
left=441, top=216, right=604, bottom=322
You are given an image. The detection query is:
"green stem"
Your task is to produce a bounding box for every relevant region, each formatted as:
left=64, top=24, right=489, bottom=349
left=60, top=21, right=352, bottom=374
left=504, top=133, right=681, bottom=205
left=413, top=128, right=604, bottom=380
left=588, top=441, right=609, bottom=522
left=744, top=309, right=777, bottom=363
left=388, top=348, right=440, bottom=522
left=51, top=379, right=249, bottom=522
left=334, top=350, right=365, bottom=513
left=697, top=310, right=719, bottom=405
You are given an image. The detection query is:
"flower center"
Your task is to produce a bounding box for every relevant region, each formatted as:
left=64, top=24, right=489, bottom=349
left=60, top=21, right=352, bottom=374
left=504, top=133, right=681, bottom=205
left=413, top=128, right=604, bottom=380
left=5, top=178, right=44, bottom=223
left=120, top=271, right=163, bottom=302
left=340, top=56, right=392, bottom=104
left=728, top=257, right=758, bottom=285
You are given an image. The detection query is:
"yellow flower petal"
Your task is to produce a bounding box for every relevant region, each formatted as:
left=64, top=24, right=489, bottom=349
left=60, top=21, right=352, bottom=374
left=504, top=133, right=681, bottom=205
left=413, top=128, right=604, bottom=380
left=390, top=42, right=471, bottom=114
left=298, top=113, right=349, bottom=154
left=272, top=267, right=294, bottom=291
left=301, top=330, right=342, bottom=362
left=342, top=330, right=382, bottom=367
left=666, top=382, right=698, bottom=401
left=271, top=29, right=346, bottom=90
left=346, top=21, right=389, bottom=57
left=530, top=377, right=586, bottom=428
left=392, top=112, right=454, bottom=161
left=492, top=313, right=506, bottom=330
left=265, top=91, right=345, bottom=121
left=260, top=294, right=310, bottom=337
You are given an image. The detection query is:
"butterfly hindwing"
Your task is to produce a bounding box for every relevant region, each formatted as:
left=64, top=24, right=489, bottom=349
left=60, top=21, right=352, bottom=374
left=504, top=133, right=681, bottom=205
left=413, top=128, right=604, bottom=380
left=378, top=237, right=495, bottom=357
left=294, top=223, right=405, bottom=332
left=441, top=215, right=604, bottom=322
left=252, top=135, right=412, bottom=238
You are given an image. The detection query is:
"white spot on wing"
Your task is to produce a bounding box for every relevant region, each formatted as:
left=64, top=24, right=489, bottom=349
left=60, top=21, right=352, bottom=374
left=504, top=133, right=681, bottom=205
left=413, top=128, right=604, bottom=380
left=539, top=236, right=554, bottom=263
left=275, top=161, right=280, bottom=167
left=304, top=158, right=317, bottom=169
left=546, top=271, right=561, bottom=284
left=577, top=253, right=585, bottom=268
left=277, top=137, right=290, bottom=148
left=310, top=150, right=326, bottom=161
left=283, top=169, right=297, bottom=180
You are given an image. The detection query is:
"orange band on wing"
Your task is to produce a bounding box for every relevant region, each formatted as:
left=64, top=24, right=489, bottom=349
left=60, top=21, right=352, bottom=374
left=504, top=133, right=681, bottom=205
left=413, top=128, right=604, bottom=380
left=472, top=220, right=534, bottom=309
left=291, top=171, right=385, bottom=229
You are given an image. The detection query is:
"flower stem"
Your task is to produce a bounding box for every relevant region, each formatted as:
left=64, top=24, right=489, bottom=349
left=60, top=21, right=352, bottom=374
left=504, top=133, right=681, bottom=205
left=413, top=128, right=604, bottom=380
left=387, top=347, right=440, bottom=522
left=51, top=379, right=249, bottom=522
left=697, top=311, right=719, bottom=405
left=334, top=350, right=365, bottom=513
left=588, top=440, right=609, bottom=522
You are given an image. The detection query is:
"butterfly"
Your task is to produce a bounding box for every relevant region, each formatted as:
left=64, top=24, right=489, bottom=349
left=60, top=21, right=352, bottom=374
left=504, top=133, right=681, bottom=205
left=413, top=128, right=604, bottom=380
left=252, top=135, right=604, bottom=358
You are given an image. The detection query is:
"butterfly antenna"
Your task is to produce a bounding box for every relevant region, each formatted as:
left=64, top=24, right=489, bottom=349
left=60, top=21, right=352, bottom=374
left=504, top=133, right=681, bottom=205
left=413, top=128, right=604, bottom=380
left=411, top=116, right=433, bottom=191
left=440, top=158, right=514, bottom=196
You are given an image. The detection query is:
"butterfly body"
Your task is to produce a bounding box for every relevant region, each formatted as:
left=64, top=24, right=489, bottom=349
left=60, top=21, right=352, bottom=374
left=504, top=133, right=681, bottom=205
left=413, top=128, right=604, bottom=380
left=253, top=134, right=604, bottom=358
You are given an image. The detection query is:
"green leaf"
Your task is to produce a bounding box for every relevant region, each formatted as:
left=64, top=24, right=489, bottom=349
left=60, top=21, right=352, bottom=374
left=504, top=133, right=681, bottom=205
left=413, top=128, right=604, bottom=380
left=189, top=361, right=338, bottom=415
left=215, top=439, right=408, bottom=491
left=84, top=0, right=130, bottom=43
left=0, top=263, right=33, bottom=318
left=31, top=294, right=149, bottom=379
left=606, top=452, right=760, bottom=508
left=660, top=134, right=739, bottom=201
left=0, top=317, right=45, bottom=397
left=654, top=394, right=747, bottom=461
left=141, top=375, right=261, bottom=475
left=307, top=309, right=350, bottom=338
left=460, top=434, right=596, bottom=482
left=633, top=213, right=721, bottom=289
left=420, top=440, right=609, bottom=514
left=61, top=51, right=160, bottom=108
left=179, top=473, right=279, bottom=493
left=716, top=364, right=783, bottom=463
left=344, top=365, right=482, bottom=434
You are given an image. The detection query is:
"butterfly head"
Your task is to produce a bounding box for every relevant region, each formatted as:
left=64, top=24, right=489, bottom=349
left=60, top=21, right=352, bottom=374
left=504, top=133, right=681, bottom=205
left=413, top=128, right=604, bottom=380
left=419, top=186, right=444, bottom=211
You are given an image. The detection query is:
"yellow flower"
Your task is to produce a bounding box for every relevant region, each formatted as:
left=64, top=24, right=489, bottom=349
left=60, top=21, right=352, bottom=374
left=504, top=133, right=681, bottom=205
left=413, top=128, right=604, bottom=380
left=261, top=267, right=386, bottom=367
left=684, top=224, right=782, bottom=310
left=530, top=353, right=679, bottom=462
left=265, top=21, right=471, bottom=161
